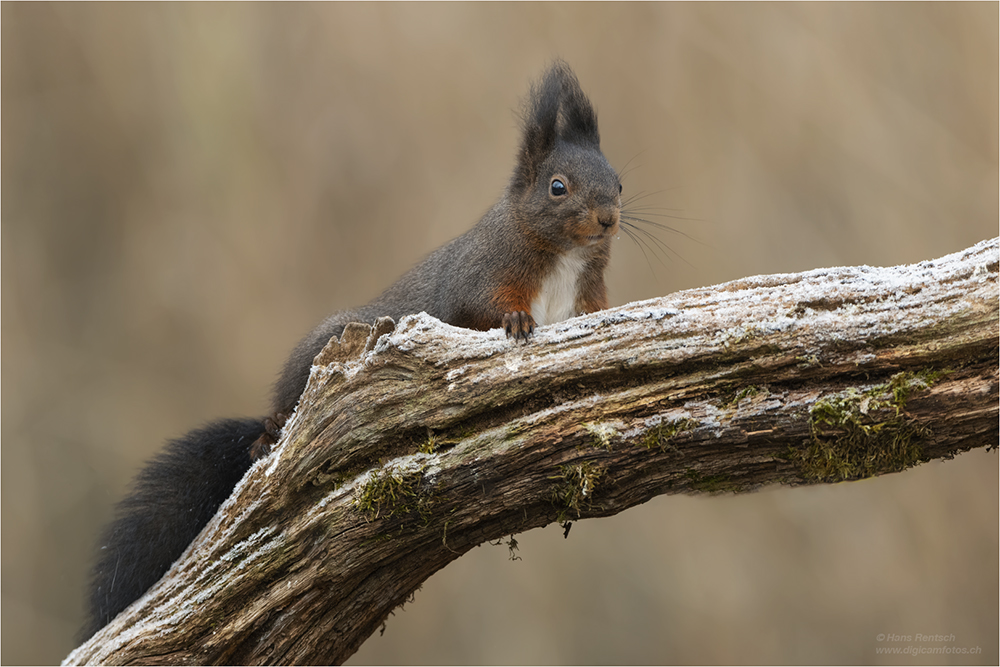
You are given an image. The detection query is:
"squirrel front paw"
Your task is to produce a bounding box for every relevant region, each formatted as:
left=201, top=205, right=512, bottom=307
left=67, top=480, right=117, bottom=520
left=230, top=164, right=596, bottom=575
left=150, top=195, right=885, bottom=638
left=249, top=413, right=289, bottom=460
left=502, top=310, right=535, bottom=342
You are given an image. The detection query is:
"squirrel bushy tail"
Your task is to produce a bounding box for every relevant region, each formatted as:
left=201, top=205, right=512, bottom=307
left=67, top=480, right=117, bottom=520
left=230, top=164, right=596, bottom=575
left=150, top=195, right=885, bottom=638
left=83, top=61, right=621, bottom=641
left=82, top=418, right=265, bottom=641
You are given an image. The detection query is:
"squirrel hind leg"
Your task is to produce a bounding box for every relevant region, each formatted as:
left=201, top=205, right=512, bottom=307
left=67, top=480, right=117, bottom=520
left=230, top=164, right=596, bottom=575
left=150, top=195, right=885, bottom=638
left=81, top=417, right=265, bottom=641
left=249, top=412, right=289, bottom=460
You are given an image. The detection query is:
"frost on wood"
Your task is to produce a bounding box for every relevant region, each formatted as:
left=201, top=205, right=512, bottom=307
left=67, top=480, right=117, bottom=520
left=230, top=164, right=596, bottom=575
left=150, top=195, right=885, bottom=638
left=66, top=238, right=999, bottom=666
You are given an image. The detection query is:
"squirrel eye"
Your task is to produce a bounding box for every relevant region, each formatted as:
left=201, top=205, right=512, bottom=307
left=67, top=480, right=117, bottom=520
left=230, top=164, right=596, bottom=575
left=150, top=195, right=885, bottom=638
left=619, top=183, right=623, bottom=194
left=550, top=179, right=568, bottom=197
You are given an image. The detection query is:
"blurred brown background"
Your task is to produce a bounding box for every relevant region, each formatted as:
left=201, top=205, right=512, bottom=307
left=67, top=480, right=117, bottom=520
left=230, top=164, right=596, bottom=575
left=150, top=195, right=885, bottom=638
left=2, top=3, right=997, bottom=665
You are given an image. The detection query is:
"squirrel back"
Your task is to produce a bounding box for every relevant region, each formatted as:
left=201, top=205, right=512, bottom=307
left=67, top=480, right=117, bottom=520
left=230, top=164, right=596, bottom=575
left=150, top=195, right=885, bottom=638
left=84, top=61, right=621, bottom=641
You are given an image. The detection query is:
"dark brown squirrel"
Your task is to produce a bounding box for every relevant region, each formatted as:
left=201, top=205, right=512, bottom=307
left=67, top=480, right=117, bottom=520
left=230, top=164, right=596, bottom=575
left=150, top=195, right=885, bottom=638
left=83, top=60, right=621, bottom=641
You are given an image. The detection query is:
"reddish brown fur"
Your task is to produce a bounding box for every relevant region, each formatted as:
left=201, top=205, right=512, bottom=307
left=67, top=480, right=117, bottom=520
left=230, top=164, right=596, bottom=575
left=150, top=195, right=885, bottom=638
left=84, top=62, right=623, bottom=640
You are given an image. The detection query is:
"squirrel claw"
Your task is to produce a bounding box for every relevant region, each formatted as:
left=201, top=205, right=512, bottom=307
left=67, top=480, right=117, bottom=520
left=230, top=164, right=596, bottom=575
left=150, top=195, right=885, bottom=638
left=502, top=311, right=535, bottom=342
left=249, top=436, right=271, bottom=461
left=249, top=412, right=289, bottom=461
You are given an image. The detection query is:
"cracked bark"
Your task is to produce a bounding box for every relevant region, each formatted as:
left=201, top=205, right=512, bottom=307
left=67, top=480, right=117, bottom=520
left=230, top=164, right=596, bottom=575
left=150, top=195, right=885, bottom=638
left=65, top=238, right=999, bottom=666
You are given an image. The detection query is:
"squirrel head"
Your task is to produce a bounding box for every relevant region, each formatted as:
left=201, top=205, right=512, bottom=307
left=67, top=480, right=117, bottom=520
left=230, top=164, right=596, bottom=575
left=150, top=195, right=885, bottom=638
left=510, top=61, right=621, bottom=252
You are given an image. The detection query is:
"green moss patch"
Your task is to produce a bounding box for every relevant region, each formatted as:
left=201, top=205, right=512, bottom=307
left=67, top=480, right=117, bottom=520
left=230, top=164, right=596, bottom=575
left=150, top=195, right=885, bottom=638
left=718, top=385, right=764, bottom=409
left=355, top=466, right=436, bottom=522
left=641, top=418, right=695, bottom=453
left=551, top=461, right=605, bottom=523
left=418, top=434, right=438, bottom=455
left=793, top=369, right=943, bottom=482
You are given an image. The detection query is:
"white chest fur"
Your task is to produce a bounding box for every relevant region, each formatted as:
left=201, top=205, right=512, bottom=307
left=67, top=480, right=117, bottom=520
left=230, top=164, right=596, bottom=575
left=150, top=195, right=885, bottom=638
left=531, top=247, right=590, bottom=326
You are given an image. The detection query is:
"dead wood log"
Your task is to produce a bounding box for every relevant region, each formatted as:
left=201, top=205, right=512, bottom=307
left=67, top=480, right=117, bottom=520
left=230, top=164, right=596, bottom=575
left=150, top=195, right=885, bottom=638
left=65, top=238, right=999, bottom=665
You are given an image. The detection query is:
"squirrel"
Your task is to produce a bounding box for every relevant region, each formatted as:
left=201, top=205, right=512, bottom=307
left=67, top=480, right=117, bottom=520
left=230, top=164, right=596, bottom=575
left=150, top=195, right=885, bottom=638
left=82, top=60, right=622, bottom=641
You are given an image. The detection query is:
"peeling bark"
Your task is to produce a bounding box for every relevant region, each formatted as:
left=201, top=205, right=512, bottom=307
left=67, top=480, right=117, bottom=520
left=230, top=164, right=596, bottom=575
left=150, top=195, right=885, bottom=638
left=65, top=238, right=999, bottom=666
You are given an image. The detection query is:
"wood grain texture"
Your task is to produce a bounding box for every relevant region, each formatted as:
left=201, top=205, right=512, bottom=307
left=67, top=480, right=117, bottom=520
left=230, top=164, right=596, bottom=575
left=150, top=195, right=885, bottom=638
left=65, top=238, right=999, bottom=666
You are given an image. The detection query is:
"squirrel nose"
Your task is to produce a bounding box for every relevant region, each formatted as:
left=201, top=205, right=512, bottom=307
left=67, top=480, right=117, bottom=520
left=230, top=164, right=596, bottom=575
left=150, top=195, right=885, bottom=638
left=598, top=210, right=620, bottom=230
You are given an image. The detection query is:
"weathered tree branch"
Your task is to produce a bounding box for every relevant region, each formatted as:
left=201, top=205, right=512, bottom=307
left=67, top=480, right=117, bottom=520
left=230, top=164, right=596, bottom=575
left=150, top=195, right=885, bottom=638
left=66, top=238, right=999, bottom=666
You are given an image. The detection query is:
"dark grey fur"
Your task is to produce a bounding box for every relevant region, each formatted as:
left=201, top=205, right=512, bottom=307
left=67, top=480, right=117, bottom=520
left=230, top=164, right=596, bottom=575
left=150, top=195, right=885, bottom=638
left=84, top=60, right=620, bottom=641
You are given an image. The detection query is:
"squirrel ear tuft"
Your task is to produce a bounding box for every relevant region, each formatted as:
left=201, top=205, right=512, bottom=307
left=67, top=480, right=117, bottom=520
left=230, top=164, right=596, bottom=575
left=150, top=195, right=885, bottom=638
left=550, top=60, right=600, bottom=149
left=512, top=60, right=601, bottom=192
